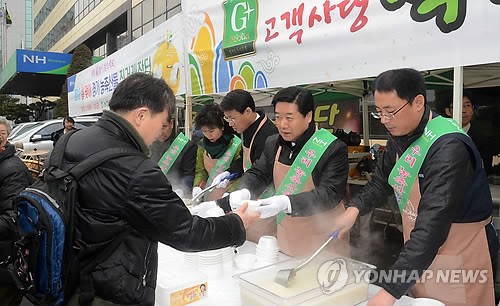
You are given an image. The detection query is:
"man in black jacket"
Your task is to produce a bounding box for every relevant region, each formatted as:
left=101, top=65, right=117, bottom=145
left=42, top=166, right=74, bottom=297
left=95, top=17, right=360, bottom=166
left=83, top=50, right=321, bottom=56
left=150, top=113, right=197, bottom=197
left=0, top=118, right=33, bottom=305
left=444, top=91, right=494, bottom=175
left=62, top=73, right=258, bottom=305
left=220, top=89, right=278, bottom=176
left=196, top=87, right=349, bottom=256
left=192, top=90, right=278, bottom=197
left=334, top=68, right=497, bottom=306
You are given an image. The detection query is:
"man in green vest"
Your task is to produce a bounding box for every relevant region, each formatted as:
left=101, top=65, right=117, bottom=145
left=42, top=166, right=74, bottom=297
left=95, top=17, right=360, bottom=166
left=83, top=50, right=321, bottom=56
left=151, top=113, right=197, bottom=198
left=194, top=86, right=350, bottom=256
left=334, top=68, right=498, bottom=306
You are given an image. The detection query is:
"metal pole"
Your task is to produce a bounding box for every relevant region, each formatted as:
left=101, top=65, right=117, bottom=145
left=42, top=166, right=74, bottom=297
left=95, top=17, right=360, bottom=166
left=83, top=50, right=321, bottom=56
left=182, top=13, right=193, bottom=139
left=1, top=6, right=4, bottom=69
left=453, top=66, right=463, bottom=127
left=362, top=95, right=369, bottom=146
left=185, top=96, right=192, bottom=138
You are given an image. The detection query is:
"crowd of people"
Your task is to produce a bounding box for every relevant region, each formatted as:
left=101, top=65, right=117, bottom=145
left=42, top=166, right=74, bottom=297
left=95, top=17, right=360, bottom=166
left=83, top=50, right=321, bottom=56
left=0, top=68, right=497, bottom=306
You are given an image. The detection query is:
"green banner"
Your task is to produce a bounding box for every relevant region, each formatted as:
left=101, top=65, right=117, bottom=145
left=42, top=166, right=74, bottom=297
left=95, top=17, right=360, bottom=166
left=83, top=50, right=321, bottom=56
left=275, top=129, right=337, bottom=224
left=222, top=0, right=258, bottom=60
left=206, top=136, right=242, bottom=187
left=158, top=132, right=190, bottom=175
left=388, top=116, right=467, bottom=213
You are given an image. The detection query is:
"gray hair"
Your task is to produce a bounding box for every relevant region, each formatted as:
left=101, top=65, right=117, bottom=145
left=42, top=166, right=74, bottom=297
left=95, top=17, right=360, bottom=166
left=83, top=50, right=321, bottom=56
left=0, top=117, right=11, bottom=135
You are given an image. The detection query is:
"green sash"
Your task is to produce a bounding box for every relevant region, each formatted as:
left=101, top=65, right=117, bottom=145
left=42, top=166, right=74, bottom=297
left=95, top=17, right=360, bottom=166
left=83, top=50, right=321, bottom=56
left=205, top=136, right=242, bottom=187
left=275, top=129, right=338, bottom=225
left=388, top=116, right=467, bottom=213
left=158, top=132, right=190, bottom=175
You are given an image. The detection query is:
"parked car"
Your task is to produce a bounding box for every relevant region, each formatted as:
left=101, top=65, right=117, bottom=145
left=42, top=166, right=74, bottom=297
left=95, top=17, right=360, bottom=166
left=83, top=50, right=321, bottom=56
left=10, top=116, right=100, bottom=155
left=8, top=122, right=39, bottom=140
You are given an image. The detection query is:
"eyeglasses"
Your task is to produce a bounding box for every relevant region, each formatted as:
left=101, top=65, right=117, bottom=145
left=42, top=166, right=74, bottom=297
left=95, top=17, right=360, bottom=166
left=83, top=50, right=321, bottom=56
left=223, top=114, right=242, bottom=124
left=371, top=100, right=410, bottom=120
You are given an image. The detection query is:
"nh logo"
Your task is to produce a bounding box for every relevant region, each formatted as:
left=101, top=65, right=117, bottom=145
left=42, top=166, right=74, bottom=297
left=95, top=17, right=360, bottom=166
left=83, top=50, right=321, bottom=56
left=424, top=127, right=436, bottom=140
left=313, top=137, right=328, bottom=146
left=23, top=54, right=47, bottom=65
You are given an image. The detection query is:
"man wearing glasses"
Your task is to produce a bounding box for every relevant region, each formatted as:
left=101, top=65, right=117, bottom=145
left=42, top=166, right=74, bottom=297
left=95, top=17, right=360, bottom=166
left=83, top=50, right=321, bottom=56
left=195, top=86, right=350, bottom=257
left=216, top=89, right=278, bottom=241
left=334, top=68, right=497, bottom=306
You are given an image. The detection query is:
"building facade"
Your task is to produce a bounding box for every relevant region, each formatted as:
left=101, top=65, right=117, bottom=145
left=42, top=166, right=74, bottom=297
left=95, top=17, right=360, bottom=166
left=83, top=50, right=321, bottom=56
left=1, top=0, right=33, bottom=68
left=33, top=0, right=180, bottom=57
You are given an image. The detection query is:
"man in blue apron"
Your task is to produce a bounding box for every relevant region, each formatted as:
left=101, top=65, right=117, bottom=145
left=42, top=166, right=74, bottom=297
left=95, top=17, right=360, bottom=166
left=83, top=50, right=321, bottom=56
left=334, top=68, right=498, bottom=306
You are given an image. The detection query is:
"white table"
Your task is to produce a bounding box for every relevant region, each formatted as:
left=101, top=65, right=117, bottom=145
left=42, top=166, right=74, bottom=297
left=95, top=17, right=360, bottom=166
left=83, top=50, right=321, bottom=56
left=156, top=241, right=415, bottom=305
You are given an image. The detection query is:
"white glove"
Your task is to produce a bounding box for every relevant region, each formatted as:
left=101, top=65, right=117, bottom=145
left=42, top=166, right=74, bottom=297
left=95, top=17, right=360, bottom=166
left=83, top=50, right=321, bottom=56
left=256, top=195, right=291, bottom=219
left=173, top=189, right=184, bottom=199
left=192, top=186, right=203, bottom=199
left=229, top=189, right=251, bottom=211
left=212, top=171, right=230, bottom=188
left=190, top=201, right=217, bottom=216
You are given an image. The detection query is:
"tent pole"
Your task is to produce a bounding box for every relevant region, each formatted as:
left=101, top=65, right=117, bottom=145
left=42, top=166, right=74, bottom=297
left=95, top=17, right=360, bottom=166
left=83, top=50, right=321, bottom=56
left=452, top=66, right=463, bottom=126
left=185, top=96, right=192, bottom=138
left=362, top=95, right=369, bottom=146
left=182, top=12, right=193, bottom=139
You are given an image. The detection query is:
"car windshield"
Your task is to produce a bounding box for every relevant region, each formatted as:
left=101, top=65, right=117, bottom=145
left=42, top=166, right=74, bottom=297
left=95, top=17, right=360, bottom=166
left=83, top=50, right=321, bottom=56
left=8, top=122, right=45, bottom=142
left=9, top=123, right=38, bottom=139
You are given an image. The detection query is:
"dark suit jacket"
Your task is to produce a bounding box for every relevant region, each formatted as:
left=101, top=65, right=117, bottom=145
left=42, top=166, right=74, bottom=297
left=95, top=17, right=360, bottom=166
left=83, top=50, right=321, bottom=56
left=467, top=123, right=493, bottom=175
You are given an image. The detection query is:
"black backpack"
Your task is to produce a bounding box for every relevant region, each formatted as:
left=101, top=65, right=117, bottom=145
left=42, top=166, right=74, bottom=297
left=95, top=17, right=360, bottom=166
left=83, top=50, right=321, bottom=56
left=8, top=131, right=141, bottom=306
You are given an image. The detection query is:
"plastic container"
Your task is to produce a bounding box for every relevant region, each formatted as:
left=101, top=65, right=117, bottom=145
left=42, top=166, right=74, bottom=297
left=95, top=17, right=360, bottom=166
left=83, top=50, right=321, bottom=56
left=156, top=267, right=208, bottom=306
left=233, top=256, right=376, bottom=306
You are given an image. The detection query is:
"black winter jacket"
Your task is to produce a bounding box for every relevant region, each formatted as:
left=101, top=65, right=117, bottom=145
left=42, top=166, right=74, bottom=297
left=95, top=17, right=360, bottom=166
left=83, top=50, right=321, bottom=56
left=219, top=122, right=348, bottom=216
left=0, top=144, right=33, bottom=285
left=348, top=107, right=497, bottom=298
left=63, top=111, right=246, bottom=305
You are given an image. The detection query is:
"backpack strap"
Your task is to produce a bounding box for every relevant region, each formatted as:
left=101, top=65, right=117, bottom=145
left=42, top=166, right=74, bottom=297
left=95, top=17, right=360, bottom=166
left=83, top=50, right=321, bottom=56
left=69, top=147, right=144, bottom=180
left=48, top=130, right=78, bottom=168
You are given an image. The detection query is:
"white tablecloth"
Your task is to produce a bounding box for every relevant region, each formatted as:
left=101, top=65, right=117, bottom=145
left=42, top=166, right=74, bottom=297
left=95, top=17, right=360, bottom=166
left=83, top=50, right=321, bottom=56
left=156, top=241, right=415, bottom=306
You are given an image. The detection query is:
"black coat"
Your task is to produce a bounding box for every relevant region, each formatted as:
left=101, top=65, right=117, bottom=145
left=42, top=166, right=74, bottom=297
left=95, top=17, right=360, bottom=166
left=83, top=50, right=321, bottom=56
left=467, top=123, right=493, bottom=175
left=348, top=107, right=497, bottom=298
left=63, top=111, right=246, bottom=305
left=227, top=111, right=279, bottom=174
left=219, top=122, right=348, bottom=216
left=0, top=144, right=33, bottom=285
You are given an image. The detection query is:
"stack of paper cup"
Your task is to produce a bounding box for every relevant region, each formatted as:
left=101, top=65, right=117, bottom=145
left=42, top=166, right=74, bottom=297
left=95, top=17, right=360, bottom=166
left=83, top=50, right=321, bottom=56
left=183, top=252, right=198, bottom=268
left=221, top=247, right=235, bottom=270
left=255, top=236, right=279, bottom=266
left=198, top=249, right=223, bottom=277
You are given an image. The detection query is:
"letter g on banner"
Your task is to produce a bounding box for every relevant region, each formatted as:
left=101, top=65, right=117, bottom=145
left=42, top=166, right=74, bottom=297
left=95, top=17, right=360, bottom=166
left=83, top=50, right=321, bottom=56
left=317, top=259, right=348, bottom=294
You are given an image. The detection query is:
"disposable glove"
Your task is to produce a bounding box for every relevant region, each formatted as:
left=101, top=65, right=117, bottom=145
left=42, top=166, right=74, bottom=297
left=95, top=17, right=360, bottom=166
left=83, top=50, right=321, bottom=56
left=190, top=201, right=217, bottom=216
left=229, top=188, right=251, bottom=211
left=192, top=186, right=202, bottom=199
left=256, top=195, right=291, bottom=219
left=212, top=171, right=231, bottom=188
